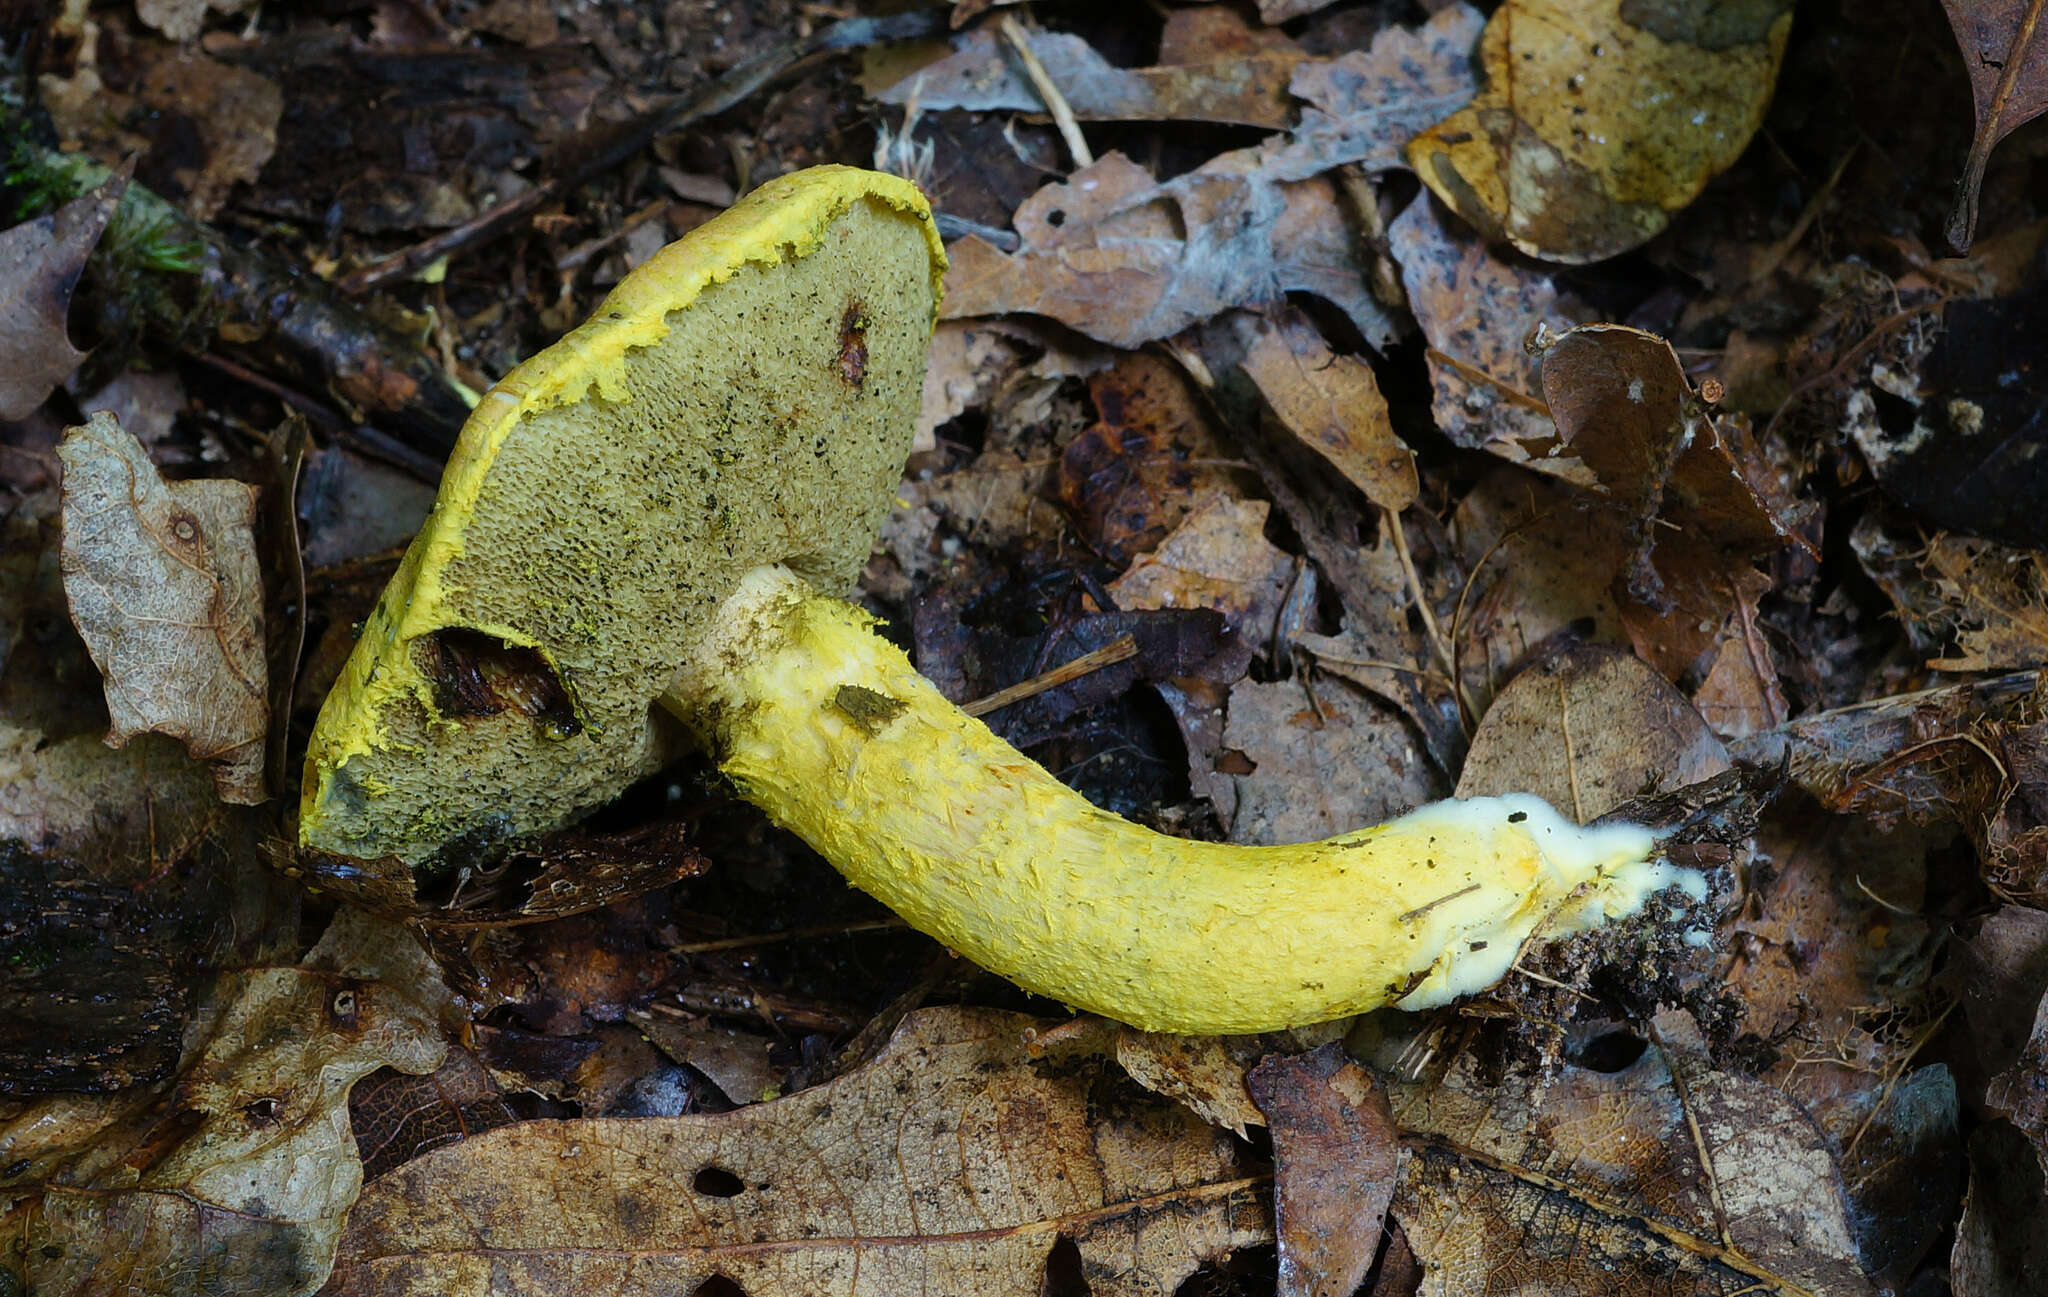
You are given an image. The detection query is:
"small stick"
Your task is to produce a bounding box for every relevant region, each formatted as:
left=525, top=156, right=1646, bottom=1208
left=670, top=918, right=906, bottom=954
left=1398, top=883, right=1481, bottom=923
left=963, top=634, right=1138, bottom=718
left=999, top=15, right=1094, bottom=169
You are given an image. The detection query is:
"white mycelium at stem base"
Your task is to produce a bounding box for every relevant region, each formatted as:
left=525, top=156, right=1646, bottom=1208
left=662, top=565, right=1704, bottom=1035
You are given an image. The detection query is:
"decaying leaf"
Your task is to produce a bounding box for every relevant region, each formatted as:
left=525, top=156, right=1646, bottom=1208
left=1407, top=0, right=1794, bottom=262
left=327, top=1007, right=1271, bottom=1297
left=1247, top=1044, right=1398, bottom=1297
left=58, top=412, right=269, bottom=803
left=0, top=909, right=452, bottom=1297
left=0, top=172, right=125, bottom=420
left=1386, top=193, right=1575, bottom=458
left=1940, top=0, right=2048, bottom=249
left=1455, top=644, right=1730, bottom=821
left=1385, top=1010, right=1876, bottom=1296
left=134, top=50, right=283, bottom=221
left=1920, top=535, right=2048, bottom=673
left=135, top=0, right=257, bottom=41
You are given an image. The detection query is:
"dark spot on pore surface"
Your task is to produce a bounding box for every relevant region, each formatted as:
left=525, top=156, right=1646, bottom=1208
left=416, top=628, right=581, bottom=738
left=836, top=301, right=868, bottom=388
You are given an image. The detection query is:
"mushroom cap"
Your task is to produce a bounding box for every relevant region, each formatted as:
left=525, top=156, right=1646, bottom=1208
left=300, top=166, right=946, bottom=867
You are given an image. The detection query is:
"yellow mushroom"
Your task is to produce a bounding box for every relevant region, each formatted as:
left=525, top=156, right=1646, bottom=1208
left=299, top=165, right=1699, bottom=1034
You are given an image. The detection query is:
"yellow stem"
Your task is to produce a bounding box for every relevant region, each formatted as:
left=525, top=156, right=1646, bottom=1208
left=662, top=566, right=1698, bottom=1034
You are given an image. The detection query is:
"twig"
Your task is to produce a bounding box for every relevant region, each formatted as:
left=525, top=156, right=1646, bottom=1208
left=1385, top=507, right=1471, bottom=725
left=999, top=15, right=1094, bottom=168
left=964, top=634, right=1139, bottom=718
left=670, top=918, right=907, bottom=954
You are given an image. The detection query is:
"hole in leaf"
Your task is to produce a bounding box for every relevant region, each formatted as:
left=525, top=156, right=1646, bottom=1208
left=1570, top=1028, right=1647, bottom=1073
left=690, top=1276, right=746, bottom=1297
left=693, top=1165, right=745, bottom=1197
left=1042, top=1235, right=1091, bottom=1297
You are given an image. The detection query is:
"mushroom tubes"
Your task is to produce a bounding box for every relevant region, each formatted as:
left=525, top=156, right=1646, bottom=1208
left=300, top=166, right=1699, bottom=1034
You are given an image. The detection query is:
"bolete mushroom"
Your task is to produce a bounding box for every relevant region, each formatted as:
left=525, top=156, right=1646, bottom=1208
left=301, top=166, right=1699, bottom=1034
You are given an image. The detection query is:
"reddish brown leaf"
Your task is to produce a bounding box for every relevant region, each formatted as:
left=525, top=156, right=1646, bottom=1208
left=1247, top=1044, right=1398, bottom=1297
left=1941, top=0, right=2048, bottom=248
left=0, top=173, right=124, bottom=420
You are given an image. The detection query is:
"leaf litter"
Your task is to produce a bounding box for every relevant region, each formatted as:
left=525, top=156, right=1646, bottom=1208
left=3, top=0, right=2048, bottom=1295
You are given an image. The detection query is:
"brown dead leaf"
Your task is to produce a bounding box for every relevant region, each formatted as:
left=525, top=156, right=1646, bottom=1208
left=1223, top=675, right=1444, bottom=846
left=1247, top=1044, right=1398, bottom=1297
left=1447, top=465, right=1631, bottom=715
left=326, top=1007, right=1271, bottom=1297
left=1407, top=0, right=1795, bottom=262
left=1455, top=644, right=1730, bottom=821
left=1109, top=493, right=1294, bottom=645
left=59, top=412, right=268, bottom=802
left=1386, top=193, right=1577, bottom=459
left=1389, top=1008, right=1875, bottom=1294
left=942, top=152, right=1390, bottom=349
left=1056, top=353, right=1243, bottom=564
left=1940, top=0, right=2048, bottom=249
left=0, top=172, right=125, bottom=421
left=1, top=909, right=451, bottom=1297
left=1231, top=308, right=1417, bottom=512
left=875, top=26, right=1304, bottom=127
left=135, top=50, right=282, bottom=221
left=1113, top=1023, right=1351, bottom=1142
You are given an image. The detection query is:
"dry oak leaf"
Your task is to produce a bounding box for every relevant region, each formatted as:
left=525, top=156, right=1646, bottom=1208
left=58, top=412, right=269, bottom=802
left=1224, top=675, right=1442, bottom=847
left=1229, top=307, right=1418, bottom=512
left=0, top=172, right=125, bottom=420
left=0, top=909, right=451, bottom=1297
left=942, top=151, right=1391, bottom=349
left=1391, top=1008, right=1876, bottom=1295
left=325, top=1007, right=1272, bottom=1297
left=1108, top=493, right=1294, bottom=645
left=1455, top=644, right=1730, bottom=822
left=1407, top=0, right=1794, bottom=263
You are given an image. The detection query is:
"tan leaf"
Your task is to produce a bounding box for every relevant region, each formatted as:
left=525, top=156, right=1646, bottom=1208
left=1234, top=308, right=1417, bottom=512
left=2, top=910, right=451, bottom=1297
left=1919, top=535, right=2048, bottom=673
left=134, top=0, right=257, bottom=42
left=1113, top=1023, right=1348, bottom=1141
left=134, top=51, right=282, bottom=221
left=58, top=411, right=269, bottom=803
left=0, top=173, right=125, bottom=420
left=1388, top=1009, right=1875, bottom=1295
left=1222, top=675, right=1443, bottom=846
left=1110, top=493, right=1294, bottom=644
left=1455, top=644, right=1729, bottom=822
left=1406, top=0, right=1795, bottom=262
left=326, top=1007, right=1271, bottom=1297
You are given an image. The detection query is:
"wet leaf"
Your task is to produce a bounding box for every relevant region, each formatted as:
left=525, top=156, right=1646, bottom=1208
left=0, top=172, right=125, bottom=420
left=1247, top=1044, right=1397, bottom=1297
left=1407, top=0, right=1795, bottom=262
left=58, top=412, right=268, bottom=803
left=1940, top=0, right=2048, bottom=249
left=1, top=910, right=451, bottom=1297
left=134, top=50, right=283, bottom=221
left=326, top=1007, right=1272, bottom=1297
left=135, top=0, right=257, bottom=41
